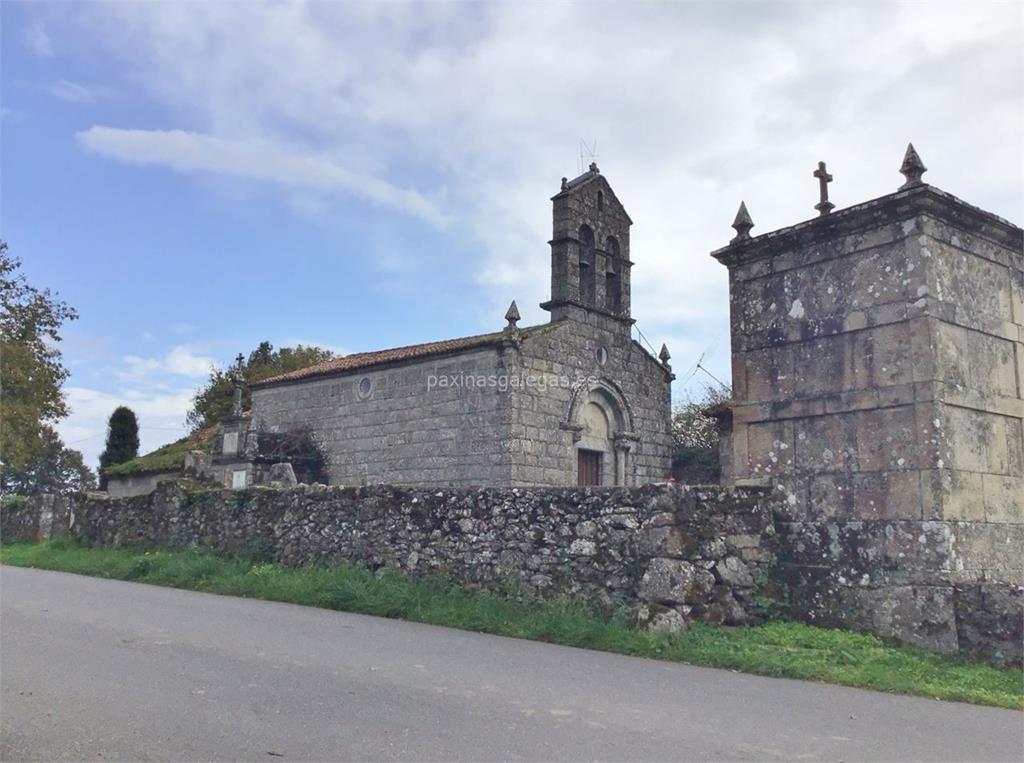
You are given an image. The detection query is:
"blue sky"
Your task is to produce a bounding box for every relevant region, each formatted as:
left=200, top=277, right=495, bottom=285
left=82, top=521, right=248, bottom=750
left=2, top=1, right=1021, bottom=470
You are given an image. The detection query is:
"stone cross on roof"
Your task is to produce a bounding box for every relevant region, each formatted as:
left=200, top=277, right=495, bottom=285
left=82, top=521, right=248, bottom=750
left=813, top=161, right=834, bottom=216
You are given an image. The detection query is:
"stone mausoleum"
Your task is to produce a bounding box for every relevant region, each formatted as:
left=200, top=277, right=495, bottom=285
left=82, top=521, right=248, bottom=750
left=714, top=146, right=1023, bottom=657
left=245, top=165, right=674, bottom=488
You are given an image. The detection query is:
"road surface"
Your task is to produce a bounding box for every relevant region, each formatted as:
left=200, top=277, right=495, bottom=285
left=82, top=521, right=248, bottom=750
left=1, top=566, right=1021, bottom=761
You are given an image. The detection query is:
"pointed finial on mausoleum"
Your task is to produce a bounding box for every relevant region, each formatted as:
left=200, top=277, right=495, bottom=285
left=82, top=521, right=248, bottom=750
left=730, top=201, right=754, bottom=243
left=504, top=300, right=521, bottom=332
left=659, top=343, right=671, bottom=365
left=560, top=177, right=569, bottom=191
left=899, top=143, right=927, bottom=189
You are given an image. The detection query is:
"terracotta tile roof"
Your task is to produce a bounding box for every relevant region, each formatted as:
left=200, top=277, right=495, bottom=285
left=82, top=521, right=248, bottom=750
left=252, top=324, right=552, bottom=387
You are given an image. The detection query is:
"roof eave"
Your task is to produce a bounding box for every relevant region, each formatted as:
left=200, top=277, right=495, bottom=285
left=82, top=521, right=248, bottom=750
left=711, top=184, right=1022, bottom=269
left=251, top=324, right=557, bottom=389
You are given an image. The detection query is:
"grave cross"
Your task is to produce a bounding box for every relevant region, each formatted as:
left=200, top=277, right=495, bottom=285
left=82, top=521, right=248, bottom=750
left=231, top=353, right=245, bottom=418
left=813, top=161, right=834, bottom=216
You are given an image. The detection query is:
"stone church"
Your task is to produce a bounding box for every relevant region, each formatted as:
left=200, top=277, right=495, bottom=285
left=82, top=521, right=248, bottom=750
left=245, top=165, right=674, bottom=488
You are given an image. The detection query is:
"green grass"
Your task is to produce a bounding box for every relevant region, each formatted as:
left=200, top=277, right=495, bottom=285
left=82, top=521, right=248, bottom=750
left=3, top=540, right=1021, bottom=710
left=103, top=427, right=214, bottom=476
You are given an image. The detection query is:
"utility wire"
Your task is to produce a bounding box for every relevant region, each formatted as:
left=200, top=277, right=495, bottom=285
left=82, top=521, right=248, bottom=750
left=695, top=362, right=728, bottom=389
left=65, top=425, right=185, bottom=445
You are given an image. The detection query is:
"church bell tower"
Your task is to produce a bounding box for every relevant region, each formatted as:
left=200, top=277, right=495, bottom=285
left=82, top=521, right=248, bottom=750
left=541, top=163, right=634, bottom=331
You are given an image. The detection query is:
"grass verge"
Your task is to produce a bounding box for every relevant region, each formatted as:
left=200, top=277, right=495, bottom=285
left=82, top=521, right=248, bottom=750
left=2, top=539, right=1021, bottom=710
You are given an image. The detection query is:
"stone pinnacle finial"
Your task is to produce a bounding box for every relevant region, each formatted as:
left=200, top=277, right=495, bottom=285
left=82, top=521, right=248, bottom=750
left=659, top=343, right=671, bottom=365
left=730, top=201, right=754, bottom=243
left=589, top=162, right=599, bottom=173
left=560, top=177, right=569, bottom=191
left=504, top=300, right=521, bottom=329
left=899, top=143, right=927, bottom=189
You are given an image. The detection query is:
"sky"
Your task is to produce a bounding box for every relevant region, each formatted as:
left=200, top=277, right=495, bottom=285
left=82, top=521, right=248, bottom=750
left=2, top=1, right=1021, bottom=472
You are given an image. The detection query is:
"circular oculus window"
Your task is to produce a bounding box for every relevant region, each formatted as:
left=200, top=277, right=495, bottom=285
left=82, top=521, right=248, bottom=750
left=357, top=377, right=374, bottom=399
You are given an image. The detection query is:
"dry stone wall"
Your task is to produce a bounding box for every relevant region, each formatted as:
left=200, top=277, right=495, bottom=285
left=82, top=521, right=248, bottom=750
left=1, top=495, right=73, bottom=543
left=3, top=483, right=778, bottom=632
left=4, top=481, right=1019, bottom=664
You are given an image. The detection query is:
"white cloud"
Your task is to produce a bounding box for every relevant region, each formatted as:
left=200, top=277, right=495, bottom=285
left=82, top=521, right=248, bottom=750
left=64, top=386, right=194, bottom=424
left=119, top=345, right=214, bottom=383
left=163, top=346, right=215, bottom=376
left=64, top=1, right=1022, bottom=391
left=76, top=127, right=449, bottom=226
left=24, top=21, right=53, bottom=57
left=48, top=79, right=111, bottom=104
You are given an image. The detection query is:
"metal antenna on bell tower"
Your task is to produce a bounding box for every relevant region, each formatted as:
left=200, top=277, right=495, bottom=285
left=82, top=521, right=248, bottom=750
left=578, top=138, right=598, bottom=175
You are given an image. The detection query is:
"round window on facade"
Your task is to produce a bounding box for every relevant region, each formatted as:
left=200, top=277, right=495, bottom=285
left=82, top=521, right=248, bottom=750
left=595, top=346, right=608, bottom=366
left=357, top=377, right=374, bottom=399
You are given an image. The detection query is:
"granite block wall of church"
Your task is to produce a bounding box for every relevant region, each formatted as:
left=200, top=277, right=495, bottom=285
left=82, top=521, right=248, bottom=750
left=250, top=324, right=672, bottom=490
left=713, top=183, right=1023, bottom=663
left=509, top=314, right=673, bottom=486
left=250, top=346, right=516, bottom=487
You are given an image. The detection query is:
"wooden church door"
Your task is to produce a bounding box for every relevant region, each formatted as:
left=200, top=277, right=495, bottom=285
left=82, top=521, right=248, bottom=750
left=577, top=449, right=602, bottom=486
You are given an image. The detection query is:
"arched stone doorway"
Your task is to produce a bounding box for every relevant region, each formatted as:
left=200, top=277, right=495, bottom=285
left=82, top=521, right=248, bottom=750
left=564, top=380, right=638, bottom=486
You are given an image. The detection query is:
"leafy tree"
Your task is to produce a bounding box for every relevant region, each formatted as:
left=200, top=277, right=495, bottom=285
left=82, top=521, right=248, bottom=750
left=0, top=242, right=78, bottom=472
left=671, top=383, right=731, bottom=484
left=99, top=406, right=140, bottom=484
left=0, top=426, right=96, bottom=496
left=186, top=342, right=336, bottom=432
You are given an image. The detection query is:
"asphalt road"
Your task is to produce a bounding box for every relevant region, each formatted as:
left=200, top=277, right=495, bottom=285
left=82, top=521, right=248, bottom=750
left=1, top=567, right=1021, bottom=762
